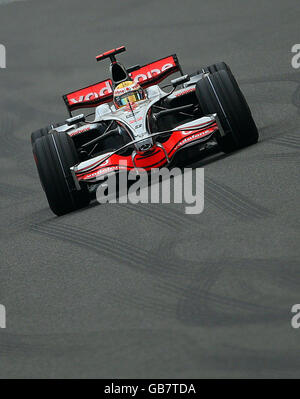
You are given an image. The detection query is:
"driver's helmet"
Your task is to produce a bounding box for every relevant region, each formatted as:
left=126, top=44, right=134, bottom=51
left=113, top=80, right=146, bottom=109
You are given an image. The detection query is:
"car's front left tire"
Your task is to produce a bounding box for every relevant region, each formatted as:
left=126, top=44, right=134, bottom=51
left=33, top=131, right=90, bottom=216
left=31, top=123, right=62, bottom=146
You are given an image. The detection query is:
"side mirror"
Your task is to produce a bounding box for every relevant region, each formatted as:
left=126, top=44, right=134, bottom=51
left=66, top=113, right=85, bottom=126
left=171, top=74, right=190, bottom=88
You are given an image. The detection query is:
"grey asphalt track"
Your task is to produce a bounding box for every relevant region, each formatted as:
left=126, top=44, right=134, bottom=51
left=0, top=0, right=299, bottom=378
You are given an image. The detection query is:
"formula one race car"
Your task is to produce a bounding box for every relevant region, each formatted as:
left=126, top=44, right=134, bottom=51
left=31, top=46, right=258, bottom=215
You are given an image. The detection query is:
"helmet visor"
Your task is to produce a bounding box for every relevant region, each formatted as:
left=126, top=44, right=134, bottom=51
left=115, top=89, right=145, bottom=108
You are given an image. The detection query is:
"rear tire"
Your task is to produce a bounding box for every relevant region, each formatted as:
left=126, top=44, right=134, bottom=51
left=31, top=123, right=62, bottom=146
left=33, top=132, right=90, bottom=216
left=196, top=69, right=258, bottom=153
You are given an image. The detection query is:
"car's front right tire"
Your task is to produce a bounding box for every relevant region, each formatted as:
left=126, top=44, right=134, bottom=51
left=196, top=69, right=258, bottom=153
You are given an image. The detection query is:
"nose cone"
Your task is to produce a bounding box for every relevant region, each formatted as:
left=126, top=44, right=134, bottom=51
left=136, top=138, right=154, bottom=153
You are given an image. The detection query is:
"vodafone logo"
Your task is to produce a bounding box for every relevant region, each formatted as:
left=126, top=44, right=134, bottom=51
left=68, top=60, right=175, bottom=105
left=69, top=126, right=91, bottom=136
left=132, top=63, right=173, bottom=84
left=172, top=129, right=214, bottom=153
left=84, top=165, right=128, bottom=180
left=174, top=87, right=196, bottom=97
left=69, top=81, right=112, bottom=104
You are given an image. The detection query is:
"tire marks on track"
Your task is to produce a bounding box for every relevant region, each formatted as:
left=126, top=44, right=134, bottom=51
left=205, top=177, right=272, bottom=219
left=29, top=221, right=199, bottom=276
left=111, top=291, right=177, bottom=317
left=176, top=258, right=299, bottom=327
left=111, top=260, right=224, bottom=319
left=114, top=203, right=197, bottom=230
left=257, top=152, right=300, bottom=163
left=110, top=258, right=299, bottom=325
left=271, top=133, right=300, bottom=150
left=116, top=176, right=272, bottom=224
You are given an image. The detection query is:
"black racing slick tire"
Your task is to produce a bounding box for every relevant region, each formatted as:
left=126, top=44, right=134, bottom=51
left=204, top=61, right=232, bottom=76
left=196, top=69, right=258, bottom=153
left=33, top=132, right=90, bottom=216
left=204, top=62, right=252, bottom=117
left=31, top=123, right=62, bottom=146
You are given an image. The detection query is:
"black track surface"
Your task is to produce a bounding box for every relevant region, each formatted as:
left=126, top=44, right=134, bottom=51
left=0, top=0, right=299, bottom=378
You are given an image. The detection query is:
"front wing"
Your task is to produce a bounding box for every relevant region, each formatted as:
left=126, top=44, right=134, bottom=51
left=72, top=115, right=221, bottom=183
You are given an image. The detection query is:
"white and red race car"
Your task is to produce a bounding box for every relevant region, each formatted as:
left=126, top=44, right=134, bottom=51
left=31, top=46, right=258, bottom=215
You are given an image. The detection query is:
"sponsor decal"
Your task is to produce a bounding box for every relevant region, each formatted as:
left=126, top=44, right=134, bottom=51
left=174, top=87, right=196, bottom=97
left=67, top=80, right=113, bottom=105
left=85, top=165, right=129, bottom=179
left=131, top=56, right=175, bottom=84
left=174, top=129, right=214, bottom=149
left=129, top=117, right=142, bottom=124
left=69, top=126, right=91, bottom=136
